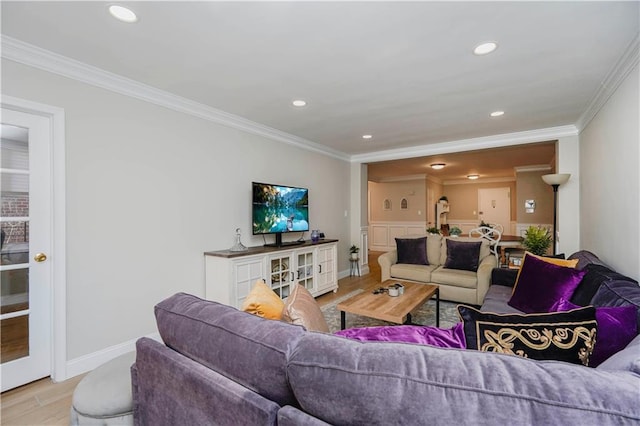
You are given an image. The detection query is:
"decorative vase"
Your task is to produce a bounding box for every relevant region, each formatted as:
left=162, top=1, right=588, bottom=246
left=311, top=229, right=320, bottom=243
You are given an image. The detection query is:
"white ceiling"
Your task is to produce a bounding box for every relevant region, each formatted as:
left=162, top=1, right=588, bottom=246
left=2, top=1, right=638, bottom=180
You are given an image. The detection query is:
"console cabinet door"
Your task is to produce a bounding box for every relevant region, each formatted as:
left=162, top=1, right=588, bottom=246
left=205, top=254, right=265, bottom=309
left=316, top=243, right=337, bottom=294
left=233, top=257, right=266, bottom=308
left=267, top=252, right=295, bottom=299
left=295, top=249, right=317, bottom=294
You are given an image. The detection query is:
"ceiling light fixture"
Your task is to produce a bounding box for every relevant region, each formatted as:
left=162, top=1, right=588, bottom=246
left=292, top=100, right=307, bottom=107
left=467, top=174, right=479, bottom=180
left=430, top=163, right=446, bottom=170
left=362, top=134, right=373, bottom=140
left=108, top=5, right=138, bottom=23
left=473, top=42, right=498, bottom=56
left=490, top=111, right=505, bottom=117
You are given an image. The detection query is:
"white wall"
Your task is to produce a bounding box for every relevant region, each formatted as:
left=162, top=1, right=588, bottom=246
left=2, top=59, right=351, bottom=365
left=579, top=64, right=639, bottom=279
left=556, top=135, right=580, bottom=256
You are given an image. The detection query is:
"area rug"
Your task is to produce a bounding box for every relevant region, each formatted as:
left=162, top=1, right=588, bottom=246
left=321, top=289, right=462, bottom=333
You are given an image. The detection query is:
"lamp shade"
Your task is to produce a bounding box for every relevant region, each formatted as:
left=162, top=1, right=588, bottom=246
left=542, top=173, right=571, bottom=186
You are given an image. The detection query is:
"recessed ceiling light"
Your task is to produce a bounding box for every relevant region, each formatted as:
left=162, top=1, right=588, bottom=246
left=292, top=100, right=307, bottom=107
left=490, top=111, right=505, bottom=117
left=473, top=42, right=498, bottom=56
left=362, top=134, right=373, bottom=140
left=109, top=5, right=138, bottom=23
left=430, top=163, right=446, bottom=170
left=467, top=174, right=480, bottom=180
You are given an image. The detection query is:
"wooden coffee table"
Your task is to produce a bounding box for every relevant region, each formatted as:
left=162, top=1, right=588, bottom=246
left=337, top=280, right=439, bottom=330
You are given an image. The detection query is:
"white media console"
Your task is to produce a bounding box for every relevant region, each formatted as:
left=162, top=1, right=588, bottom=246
left=204, top=239, right=338, bottom=309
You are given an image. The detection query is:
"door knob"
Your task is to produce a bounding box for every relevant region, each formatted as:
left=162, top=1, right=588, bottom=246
left=34, top=252, right=47, bottom=262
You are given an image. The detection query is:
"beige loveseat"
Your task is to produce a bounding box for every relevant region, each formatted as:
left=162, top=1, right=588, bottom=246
left=378, top=234, right=496, bottom=305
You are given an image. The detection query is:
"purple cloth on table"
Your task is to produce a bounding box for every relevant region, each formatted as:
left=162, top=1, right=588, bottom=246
left=335, top=322, right=466, bottom=349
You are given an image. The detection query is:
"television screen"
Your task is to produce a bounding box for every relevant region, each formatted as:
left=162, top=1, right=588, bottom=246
left=252, top=182, right=309, bottom=236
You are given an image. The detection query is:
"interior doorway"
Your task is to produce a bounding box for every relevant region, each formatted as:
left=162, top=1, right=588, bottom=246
left=478, top=187, right=510, bottom=232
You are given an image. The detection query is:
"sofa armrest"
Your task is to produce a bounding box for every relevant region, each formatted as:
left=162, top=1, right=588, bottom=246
left=475, top=255, right=497, bottom=305
left=378, top=250, right=398, bottom=282
left=134, top=337, right=280, bottom=426
left=378, top=249, right=398, bottom=282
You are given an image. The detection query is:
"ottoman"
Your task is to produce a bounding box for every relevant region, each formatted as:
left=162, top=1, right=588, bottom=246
left=70, top=351, right=135, bottom=425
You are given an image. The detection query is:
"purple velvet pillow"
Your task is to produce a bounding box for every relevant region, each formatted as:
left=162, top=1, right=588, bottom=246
left=552, top=299, right=638, bottom=367
left=335, top=323, right=466, bottom=349
left=508, top=254, right=586, bottom=313
left=395, top=237, right=428, bottom=265
left=444, top=239, right=482, bottom=272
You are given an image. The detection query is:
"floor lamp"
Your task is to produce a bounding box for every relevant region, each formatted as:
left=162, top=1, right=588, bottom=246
left=542, top=173, right=571, bottom=254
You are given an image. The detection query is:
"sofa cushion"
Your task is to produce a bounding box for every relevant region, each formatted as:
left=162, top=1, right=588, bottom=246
left=458, top=304, right=597, bottom=366
left=509, top=254, right=586, bottom=313
left=241, top=279, right=285, bottom=320
left=590, top=280, right=640, bottom=332
left=552, top=299, right=638, bottom=367
left=155, top=293, right=304, bottom=406
left=480, top=285, right=524, bottom=314
left=395, top=236, right=428, bottom=265
left=430, top=267, right=478, bottom=289
left=570, top=264, right=637, bottom=306
left=283, top=283, right=329, bottom=333
left=568, top=250, right=610, bottom=270
left=426, top=233, right=444, bottom=265
left=390, top=263, right=437, bottom=282
left=597, top=334, right=640, bottom=374
left=287, top=332, right=640, bottom=424
left=443, top=239, right=482, bottom=272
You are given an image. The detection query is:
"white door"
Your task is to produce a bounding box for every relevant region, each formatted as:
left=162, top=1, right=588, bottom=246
left=1, top=108, right=52, bottom=391
left=478, top=187, right=510, bottom=232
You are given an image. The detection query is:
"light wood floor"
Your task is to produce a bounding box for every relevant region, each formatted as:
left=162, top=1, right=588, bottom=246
left=0, top=252, right=384, bottom=425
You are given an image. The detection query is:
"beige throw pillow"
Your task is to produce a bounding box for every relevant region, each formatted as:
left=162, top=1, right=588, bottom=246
left=283, top=284, right=329, bottom=333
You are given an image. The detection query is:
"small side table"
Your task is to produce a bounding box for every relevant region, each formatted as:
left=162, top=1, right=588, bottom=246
left=349, top=257, right=360, bottom=277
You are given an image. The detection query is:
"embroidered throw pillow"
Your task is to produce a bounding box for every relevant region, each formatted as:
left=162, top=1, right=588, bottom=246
left=508, top=253, right=586, bottom=313
left=443, top=239, right=482, bottom=272
left=241, top=279, right=285, bottom=320
left=395, top=237, right=428, bottom=265
left=458, top=304, right=597, bottom=366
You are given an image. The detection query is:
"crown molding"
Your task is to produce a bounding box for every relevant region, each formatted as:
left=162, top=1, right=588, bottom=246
left=443, top=176, right=516, bottom=186
left=514, top=165, right=552, bottom=173
left=350, top=125, right=577, bottom=164
left=1, top=36, right=349, bottom=162
left=373, top=174, right=427, bottom=183
left=577, top=33, right=640, bottom=131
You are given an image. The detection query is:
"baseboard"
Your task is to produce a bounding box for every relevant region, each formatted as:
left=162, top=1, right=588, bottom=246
left=63, top=331, right=162, bottom=381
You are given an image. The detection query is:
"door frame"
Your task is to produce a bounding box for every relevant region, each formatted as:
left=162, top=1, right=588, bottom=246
left=2, top=95, right=67, bottom=383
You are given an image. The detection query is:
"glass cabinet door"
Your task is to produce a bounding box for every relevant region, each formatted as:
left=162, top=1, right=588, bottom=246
left=268, top=253, right=293, bottom=298
left=296, top=250, right=315, bottom=292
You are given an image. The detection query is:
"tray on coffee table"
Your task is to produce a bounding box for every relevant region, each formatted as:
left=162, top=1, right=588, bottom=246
left=337, top=280, right=439, bottom=330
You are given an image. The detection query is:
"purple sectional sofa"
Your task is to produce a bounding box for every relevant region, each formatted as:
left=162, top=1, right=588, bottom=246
left=132, top=251, right=640, bottom=425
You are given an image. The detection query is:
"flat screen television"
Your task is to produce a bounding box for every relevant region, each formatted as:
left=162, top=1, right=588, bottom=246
left=252, top=182, right=309, bottom=247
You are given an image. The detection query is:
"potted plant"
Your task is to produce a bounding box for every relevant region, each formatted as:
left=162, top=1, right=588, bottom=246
left=426, top=226, right=440, bottom=235
left=349, top=244, right=360, bottom=260
left=449, top=226, right=462, bottom=237
left=522, top=226, right=552, bottom=256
